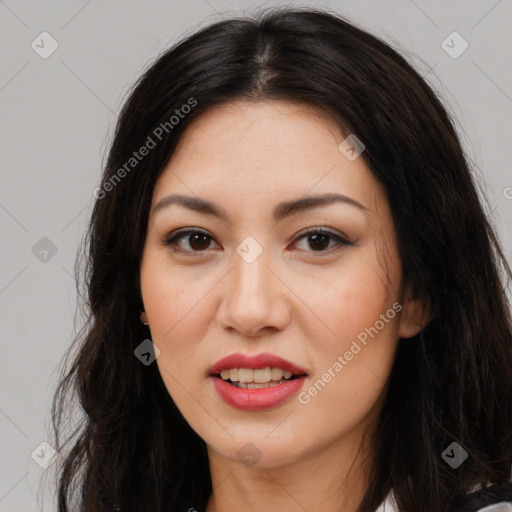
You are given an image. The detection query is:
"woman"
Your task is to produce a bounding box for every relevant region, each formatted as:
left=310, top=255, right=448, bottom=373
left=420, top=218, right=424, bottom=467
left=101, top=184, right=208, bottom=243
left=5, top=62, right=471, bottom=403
left=51, top=7, right=512, bottom=512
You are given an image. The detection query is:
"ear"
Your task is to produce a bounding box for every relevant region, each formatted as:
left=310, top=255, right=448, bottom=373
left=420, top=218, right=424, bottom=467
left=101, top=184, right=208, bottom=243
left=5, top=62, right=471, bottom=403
left=397, top=283, right=432, bottom=339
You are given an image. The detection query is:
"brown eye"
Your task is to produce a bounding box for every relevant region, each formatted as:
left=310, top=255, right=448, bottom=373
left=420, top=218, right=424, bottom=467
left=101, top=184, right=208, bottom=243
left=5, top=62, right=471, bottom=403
left=292, top=227, right=350, bottom=254
left=164, top=229, right=218, bottom=253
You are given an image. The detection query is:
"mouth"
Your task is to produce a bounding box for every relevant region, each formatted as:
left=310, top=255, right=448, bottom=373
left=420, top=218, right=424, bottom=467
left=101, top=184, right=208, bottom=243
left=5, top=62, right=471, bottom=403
left=208, top=353, right=308, bottom=410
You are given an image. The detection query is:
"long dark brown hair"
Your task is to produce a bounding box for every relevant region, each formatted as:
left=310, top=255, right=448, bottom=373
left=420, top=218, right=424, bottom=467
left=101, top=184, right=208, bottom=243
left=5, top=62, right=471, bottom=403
left=51, top=7, right=512, bottom=511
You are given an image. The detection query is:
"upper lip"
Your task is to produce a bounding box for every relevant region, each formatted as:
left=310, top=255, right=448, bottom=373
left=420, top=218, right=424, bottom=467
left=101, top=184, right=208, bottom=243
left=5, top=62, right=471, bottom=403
left=208, top=352, right=308, bottom=376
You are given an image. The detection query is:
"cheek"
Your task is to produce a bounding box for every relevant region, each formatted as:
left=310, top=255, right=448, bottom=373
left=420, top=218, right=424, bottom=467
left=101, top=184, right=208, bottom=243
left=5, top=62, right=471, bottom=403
left=141, top=250, right=214, bottom=338
left=140, top=253, right=218, bottom=401
left=298, top=246, right=399, bottom=346
left=297, top=310, right=399, bottom=444
left=295, top=250, right=400, bottom=420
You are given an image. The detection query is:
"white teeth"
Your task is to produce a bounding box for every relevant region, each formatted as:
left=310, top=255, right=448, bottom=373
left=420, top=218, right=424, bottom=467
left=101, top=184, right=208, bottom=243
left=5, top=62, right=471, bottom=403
left=217, top=366, right=301, bottom=387
left=271, top=367, right=284, bottom=380
left=238, top=368, right=253, bottom=383
left=253, top=367, right=272, bottom=383
left=246, top=382, right=269, bottom=389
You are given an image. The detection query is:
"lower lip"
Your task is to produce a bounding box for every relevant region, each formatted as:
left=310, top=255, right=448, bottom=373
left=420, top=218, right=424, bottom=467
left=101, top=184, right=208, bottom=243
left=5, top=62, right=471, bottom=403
left=210, top=375, right=307, bottom=411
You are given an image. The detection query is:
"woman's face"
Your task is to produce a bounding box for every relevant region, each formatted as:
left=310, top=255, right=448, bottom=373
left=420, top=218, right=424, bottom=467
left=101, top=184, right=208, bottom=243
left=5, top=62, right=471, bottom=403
left=140, top=100, right=425, bottom=468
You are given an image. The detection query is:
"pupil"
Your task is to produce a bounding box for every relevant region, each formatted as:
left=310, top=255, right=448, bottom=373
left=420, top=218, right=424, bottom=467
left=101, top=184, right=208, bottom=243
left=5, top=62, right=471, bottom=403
left=310, top=233, right=328, bottom=250
left=190, top=234, right=209, bottom=250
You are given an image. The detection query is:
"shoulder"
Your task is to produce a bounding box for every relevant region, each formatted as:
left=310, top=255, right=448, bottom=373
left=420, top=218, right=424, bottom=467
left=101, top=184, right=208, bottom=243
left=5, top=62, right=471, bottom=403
left=376, top=482, right=512, bottom=512
left=474, top=505, right=512, bottom=512
left=452, top=482, right=512, bottom=512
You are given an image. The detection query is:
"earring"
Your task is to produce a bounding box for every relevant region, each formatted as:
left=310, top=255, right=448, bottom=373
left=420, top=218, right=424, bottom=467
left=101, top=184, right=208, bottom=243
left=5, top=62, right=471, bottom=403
left=139, top=310, right=149, bottom=325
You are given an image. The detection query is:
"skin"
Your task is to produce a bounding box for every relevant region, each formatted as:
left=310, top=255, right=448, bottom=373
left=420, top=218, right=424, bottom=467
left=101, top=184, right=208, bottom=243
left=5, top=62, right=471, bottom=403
left=139, top=100, right=428, bottom=512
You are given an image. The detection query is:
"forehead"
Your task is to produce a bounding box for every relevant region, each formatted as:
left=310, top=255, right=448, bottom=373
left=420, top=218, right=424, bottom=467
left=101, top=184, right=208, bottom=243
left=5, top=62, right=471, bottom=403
left=168, top=100, right=344, bottom=167
left=152, top=100, right=384, bottom=218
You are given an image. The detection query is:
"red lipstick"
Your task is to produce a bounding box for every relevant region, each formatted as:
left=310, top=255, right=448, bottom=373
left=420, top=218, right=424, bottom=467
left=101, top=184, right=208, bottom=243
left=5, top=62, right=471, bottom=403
left=208, top=352, right=308, bottom=411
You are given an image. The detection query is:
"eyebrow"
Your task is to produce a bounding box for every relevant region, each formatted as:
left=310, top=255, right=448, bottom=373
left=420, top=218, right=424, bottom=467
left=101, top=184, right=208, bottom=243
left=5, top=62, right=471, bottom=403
left=152, top=192, right=370, bottom=222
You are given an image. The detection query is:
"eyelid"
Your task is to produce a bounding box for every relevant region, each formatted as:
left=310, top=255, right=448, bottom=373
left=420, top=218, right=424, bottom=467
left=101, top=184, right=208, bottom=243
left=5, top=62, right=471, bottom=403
left=296, top=226, right=350, bottom=243
left=163, top=228, right=220, bottom=255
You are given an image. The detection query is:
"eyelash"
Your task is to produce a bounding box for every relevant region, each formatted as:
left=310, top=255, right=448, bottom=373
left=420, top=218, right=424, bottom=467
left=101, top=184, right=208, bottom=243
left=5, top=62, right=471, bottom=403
left=163, top=227, right=351, bottom=257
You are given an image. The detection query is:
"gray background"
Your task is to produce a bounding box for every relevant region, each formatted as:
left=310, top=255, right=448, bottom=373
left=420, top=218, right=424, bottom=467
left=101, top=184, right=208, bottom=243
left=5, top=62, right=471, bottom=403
left=1, top=0, right=511, bottom=509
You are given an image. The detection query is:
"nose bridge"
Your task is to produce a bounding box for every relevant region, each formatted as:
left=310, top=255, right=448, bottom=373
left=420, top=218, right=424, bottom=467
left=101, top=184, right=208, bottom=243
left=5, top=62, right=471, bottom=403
left=230, top=239, right=273, bottom=307
left=219, top=237, right=286, bottom=334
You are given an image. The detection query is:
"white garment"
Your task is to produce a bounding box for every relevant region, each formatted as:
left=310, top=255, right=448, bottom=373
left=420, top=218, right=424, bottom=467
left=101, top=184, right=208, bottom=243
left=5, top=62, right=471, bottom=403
left=374, top=490, right=396, bottom=512
left=477, top=504, right=512, bottom=512
left=374, top=489, right=512, bottom=512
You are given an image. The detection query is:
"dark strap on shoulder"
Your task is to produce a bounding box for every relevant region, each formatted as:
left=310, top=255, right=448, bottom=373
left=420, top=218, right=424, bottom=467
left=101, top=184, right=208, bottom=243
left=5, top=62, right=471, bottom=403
left=451, top=482, right=512, bottom=512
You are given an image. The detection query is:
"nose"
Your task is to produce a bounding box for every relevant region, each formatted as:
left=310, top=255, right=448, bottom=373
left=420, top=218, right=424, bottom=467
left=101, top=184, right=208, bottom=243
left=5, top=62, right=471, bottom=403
left=217, top=244, right=291, bottom=337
